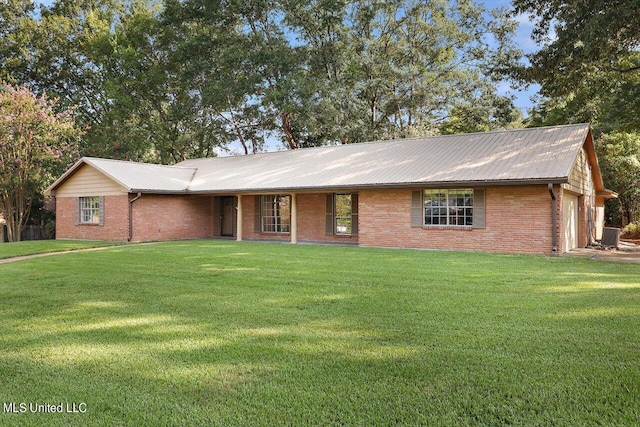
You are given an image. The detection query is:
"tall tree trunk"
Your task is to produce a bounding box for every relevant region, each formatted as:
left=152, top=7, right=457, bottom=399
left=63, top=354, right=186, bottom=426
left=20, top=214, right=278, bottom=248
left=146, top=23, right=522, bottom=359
left=281, top=112, right=298, bottom=149
left=2, top=192, right=30, bottom=242
left=619, top=197, right=636, bottom=227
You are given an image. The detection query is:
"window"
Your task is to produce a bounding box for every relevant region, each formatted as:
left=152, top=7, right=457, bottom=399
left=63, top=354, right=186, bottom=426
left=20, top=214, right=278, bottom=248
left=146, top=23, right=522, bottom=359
left=424, top=189, right=473, bottom=226
left=334, top=194, right=352, bottom=235
left=80, top=196, right=101, bottom=224
left=261, top=195, right=290, bottom=233
left=326, top=193, right=358, bottom=236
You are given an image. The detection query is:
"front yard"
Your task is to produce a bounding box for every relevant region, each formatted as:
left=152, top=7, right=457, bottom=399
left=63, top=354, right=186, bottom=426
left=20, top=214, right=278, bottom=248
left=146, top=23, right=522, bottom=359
left=0, top=241, right=638, bottom=426
left=0, top=240, right=122, bottom=260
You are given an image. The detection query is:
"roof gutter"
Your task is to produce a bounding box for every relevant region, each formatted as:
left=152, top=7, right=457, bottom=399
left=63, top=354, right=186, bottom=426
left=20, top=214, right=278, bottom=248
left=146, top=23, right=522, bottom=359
left=548, top=184, right=558, bottom=252
left=597, top=189, right=618, bottom=199
left=183, top=178, right=570, bottom=196
left=128, top=193, right=142, bottom=242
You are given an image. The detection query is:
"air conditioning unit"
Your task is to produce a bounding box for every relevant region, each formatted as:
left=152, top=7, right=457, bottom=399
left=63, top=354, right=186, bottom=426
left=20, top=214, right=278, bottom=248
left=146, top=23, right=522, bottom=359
left=601, top=227, right=620, bottom=248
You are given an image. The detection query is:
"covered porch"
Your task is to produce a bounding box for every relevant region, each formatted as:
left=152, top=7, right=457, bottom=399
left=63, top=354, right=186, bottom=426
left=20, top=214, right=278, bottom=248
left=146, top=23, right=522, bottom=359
left=210, top=193, right=359, bottom=245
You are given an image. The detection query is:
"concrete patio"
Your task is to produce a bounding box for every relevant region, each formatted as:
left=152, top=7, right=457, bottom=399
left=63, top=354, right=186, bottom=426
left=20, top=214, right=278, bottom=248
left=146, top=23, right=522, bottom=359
left=563, top=241, right=640, bottom=263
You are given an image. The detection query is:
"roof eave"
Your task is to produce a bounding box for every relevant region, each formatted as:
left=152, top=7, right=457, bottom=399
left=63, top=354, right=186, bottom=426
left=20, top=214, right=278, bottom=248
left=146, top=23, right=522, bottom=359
left=582, top=128, right=607, bottom=192
left=597, top=189, right=618, bottom=199
left=184, top=177, right=569, bottom=195
left=129, top=189, right=190, bottom=195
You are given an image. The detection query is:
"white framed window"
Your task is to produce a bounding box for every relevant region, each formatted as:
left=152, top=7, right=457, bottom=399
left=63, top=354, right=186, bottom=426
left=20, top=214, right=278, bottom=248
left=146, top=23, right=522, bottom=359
left=80, top=196, right=101, bottom=224
left=334, top=194, right=353, bottom=235
left=261, top=195, right=290, bottom=233
left=424, top=189, right=473, bottom=226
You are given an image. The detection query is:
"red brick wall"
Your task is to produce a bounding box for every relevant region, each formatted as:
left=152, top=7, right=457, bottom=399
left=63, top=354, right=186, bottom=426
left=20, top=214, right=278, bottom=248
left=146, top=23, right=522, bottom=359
left=57, top=187, right=568, bottom=254
left=297, top=193, right=358, bottom=244
left=241, top=195, right=290, bottom=242
left=240, top=194, right=359, bottom=244
left=578, top=194, right=589, bottom=248
left=56, top=195, right=130, bottom=241
left=131, top=195, right=213, bottom=242
left=56, top=194, right=214, bottom=242
left=358, top=186, right=559, bottom=255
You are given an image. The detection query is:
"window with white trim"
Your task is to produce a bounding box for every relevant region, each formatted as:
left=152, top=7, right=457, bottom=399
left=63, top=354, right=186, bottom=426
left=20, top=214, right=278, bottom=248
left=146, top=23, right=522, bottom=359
left=261, top=195, right=290, bottom=233
left=334, top=194, right=352, bottom=235
left=424, top=189, right=473, bottom=226
left=80, top=196, right=101, bottom=224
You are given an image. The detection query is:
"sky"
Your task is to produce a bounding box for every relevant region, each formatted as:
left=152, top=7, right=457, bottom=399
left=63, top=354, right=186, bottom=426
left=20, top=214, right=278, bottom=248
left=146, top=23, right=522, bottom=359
left=485, top=0, right=541, bottom=115
left=33, top=0, right=545, bottom=154
left=34, top=0, right=542, bottom=113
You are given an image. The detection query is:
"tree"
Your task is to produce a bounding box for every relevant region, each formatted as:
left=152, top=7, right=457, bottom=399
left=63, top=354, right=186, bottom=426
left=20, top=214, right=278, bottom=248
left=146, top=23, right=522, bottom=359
left=163, top=0, right=522, bottom=150
left=510, top=0, right=640, bottom=131
left=33, top=0, right=165, bottom=161
left=280, top=0, right=523, bottom=144
left=510, top=1, right=640, bottom=227
left=90, top=3, right=231, bottom=163
left=596, top=132, right=640, bottom=226
left=3, top=0, right=522, bottom=163
left=0, top=82, right=81, bottom=241
left=0, top=0, right=147, bottom=159
left=162, top=0, right=300, bottom=152
left=0, top=0, right=38, bottom=85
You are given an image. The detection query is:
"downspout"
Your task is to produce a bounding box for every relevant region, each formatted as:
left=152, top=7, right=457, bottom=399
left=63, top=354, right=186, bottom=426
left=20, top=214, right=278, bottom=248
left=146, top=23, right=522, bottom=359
left=548, top=184, right=558, bottom=252
left=128, top=193, right=142, bottom=242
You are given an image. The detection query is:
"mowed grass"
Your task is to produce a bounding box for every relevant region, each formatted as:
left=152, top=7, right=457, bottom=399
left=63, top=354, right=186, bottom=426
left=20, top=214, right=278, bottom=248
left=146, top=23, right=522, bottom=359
left=0, top=240, right=122, bottom=260
left=0, top=240, right=638, bottom=426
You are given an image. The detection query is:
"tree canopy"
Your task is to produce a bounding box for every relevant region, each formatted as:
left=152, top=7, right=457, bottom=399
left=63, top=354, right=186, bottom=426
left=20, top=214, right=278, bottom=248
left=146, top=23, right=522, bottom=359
left=4, top=0, right=638, bottom=230
left=0, top=82, right=82, bottom=241
left=511, top=0, right=640, bottom=132
left=596, top=132, right=640, bottom=225
left=1, top=0, right=524, bottom=163
left=510, top=0, right=640, bottom=225
left=162, top=0, right=522, bottom=150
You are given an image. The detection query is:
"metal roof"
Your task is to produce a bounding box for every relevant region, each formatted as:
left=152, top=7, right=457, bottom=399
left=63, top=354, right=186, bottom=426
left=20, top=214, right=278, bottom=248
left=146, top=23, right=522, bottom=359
left=45, top=157, right=196, bottom=195
left=180, top=123, right=593, bottom=192
left=46, top=124, right=597, bottom=195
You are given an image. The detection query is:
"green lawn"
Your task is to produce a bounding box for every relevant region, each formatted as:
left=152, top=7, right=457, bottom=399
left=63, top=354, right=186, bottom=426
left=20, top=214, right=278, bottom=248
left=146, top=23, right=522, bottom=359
left=0, top=240, right=122, bottom=260
left=1, top=241, right=638, bottom=426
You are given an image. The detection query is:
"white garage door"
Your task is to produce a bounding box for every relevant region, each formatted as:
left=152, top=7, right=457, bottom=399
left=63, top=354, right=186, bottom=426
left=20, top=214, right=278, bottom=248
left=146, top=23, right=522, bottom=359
left=563, top=194, right=579, bottom=252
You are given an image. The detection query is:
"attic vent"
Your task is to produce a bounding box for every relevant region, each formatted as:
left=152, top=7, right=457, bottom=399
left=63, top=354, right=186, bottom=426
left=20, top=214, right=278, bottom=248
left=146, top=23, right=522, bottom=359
left=601, top=227, right=620, bottom=248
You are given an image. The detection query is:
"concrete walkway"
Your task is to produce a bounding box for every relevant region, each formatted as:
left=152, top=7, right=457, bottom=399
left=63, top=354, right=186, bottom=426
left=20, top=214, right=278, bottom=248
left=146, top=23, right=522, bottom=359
left=0, top=245, right=122, bottom=265
left=563, top=242, right=640, bottom=263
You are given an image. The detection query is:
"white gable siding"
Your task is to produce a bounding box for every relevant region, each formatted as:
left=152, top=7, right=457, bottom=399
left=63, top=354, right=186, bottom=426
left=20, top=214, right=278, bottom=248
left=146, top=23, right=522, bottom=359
left=563, top=148, right=593, bottom=195
left=55, top=164, right=127, bottom=197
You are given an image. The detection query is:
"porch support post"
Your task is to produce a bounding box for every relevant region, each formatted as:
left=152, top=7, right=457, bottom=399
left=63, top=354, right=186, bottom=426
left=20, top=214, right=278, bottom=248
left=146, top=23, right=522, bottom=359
left=291, top=193, right=298, bottom=244
left=548, top=184, right=558, bottom=252
left=236, top=195, right=243, bottom=242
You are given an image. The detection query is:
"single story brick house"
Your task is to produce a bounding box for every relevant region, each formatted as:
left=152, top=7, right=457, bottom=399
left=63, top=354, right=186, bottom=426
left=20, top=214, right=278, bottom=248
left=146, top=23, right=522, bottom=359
left=44, top=124, right=616, bottom=254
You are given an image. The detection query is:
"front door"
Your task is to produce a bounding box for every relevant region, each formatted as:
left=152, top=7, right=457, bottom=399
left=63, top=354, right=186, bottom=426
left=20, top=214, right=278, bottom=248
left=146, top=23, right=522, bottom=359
left=221, top=196, right=235, bottom=237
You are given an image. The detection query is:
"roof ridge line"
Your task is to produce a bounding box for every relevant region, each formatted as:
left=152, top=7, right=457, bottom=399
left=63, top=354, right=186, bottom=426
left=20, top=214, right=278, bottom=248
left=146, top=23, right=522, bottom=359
left=84, top=156, right=197, bottom=171
left=182, top=123, right=591, bottom=162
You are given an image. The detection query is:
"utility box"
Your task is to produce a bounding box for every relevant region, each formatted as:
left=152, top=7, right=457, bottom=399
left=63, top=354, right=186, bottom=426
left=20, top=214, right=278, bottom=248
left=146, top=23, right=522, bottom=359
left=601, top=227, right=620, bottom=248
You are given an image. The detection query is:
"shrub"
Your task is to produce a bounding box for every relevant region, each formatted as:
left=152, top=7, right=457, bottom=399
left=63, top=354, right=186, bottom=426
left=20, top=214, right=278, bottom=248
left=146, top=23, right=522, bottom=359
left=621, top=221, right=640, bottom=239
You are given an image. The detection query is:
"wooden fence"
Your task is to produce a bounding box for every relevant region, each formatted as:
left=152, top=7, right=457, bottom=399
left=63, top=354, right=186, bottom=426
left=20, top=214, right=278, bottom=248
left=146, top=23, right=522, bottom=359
left=0, top=225, right=51, bottom=242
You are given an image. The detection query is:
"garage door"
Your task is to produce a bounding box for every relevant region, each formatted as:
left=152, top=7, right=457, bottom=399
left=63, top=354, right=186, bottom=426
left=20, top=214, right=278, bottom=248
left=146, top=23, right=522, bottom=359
left=563, top=194, right=579, bottom=252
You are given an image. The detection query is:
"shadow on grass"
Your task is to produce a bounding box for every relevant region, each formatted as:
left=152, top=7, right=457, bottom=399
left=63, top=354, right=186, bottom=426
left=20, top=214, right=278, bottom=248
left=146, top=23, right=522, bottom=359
left=1, top=241, right=639, bottom=425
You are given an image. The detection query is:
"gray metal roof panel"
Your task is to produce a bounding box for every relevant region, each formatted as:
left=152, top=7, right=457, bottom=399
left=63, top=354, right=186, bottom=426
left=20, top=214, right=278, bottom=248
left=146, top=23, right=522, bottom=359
left=46, top=124, right=590, bottom=196
left=179, top=124, right=589, bottom=192
left=82, top=158, right=196, bottom=192
left=44, top=157, right=196, bottom=194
